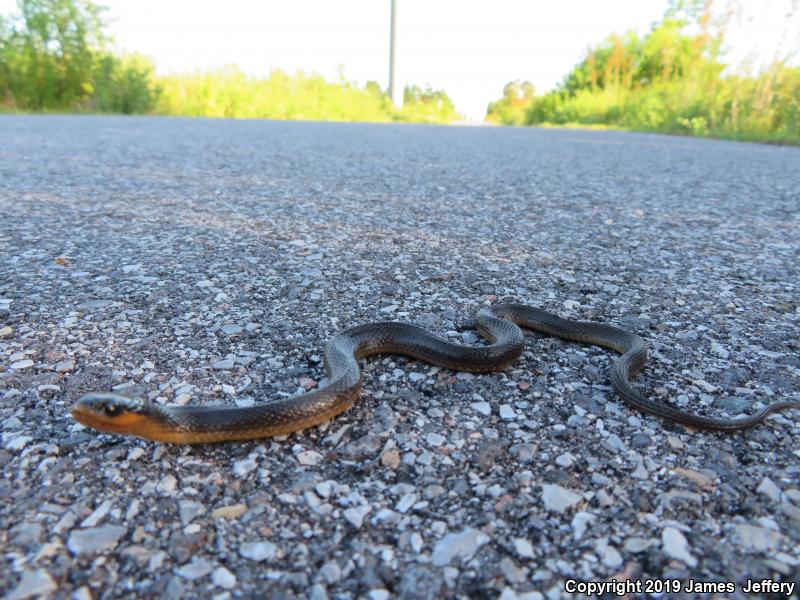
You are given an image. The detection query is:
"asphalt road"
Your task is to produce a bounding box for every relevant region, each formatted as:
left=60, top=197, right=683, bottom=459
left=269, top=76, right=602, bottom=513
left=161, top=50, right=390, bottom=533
left=1, top=116, right=799, bottom=599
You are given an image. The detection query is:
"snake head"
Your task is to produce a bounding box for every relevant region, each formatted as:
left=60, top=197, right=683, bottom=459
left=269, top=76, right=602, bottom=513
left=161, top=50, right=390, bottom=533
left=71, top=393, right=149, bottom=434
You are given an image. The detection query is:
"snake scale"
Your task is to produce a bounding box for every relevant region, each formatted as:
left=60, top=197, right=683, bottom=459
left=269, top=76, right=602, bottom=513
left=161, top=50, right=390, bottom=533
left=71, top=304, right=800, bottom=443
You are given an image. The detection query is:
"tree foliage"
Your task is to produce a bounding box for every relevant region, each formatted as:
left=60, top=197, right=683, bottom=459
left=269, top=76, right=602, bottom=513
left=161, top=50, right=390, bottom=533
left=0, top=0, right=458, bottom=123
left=487, top=2, right=800, bottom=144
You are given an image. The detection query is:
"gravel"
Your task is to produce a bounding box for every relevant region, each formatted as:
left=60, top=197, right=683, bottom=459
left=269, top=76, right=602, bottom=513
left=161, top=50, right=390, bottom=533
left=1, top=115, right=799, bottom=598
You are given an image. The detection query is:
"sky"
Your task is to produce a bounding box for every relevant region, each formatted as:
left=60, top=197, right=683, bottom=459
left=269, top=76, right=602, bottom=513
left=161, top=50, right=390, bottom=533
left=1, top=0, right=797, bottom=119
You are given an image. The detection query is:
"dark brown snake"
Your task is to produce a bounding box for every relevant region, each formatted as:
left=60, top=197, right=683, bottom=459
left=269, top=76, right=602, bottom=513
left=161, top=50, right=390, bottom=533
left=71, top=304, right=800, bottom=443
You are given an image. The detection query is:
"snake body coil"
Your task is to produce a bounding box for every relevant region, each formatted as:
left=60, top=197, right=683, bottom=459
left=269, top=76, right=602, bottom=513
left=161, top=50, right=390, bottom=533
left=71, top=304, right=799, bottom=442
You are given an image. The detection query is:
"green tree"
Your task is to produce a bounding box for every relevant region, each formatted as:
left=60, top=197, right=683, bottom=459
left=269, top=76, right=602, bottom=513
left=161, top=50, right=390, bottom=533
left=1, top=0, right=106, bottom=109
left=486, top=80, right=535, bottom=125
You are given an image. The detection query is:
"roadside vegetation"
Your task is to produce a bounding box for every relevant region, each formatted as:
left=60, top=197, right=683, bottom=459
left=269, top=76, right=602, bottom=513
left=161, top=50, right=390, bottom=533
left=0, top=0, right=459, bottom=123
left=486, top=2, right=800, bottom=145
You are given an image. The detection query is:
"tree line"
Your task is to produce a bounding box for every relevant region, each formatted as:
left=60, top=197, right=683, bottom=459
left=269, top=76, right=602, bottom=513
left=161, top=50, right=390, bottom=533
left=486, top=1, right=800, bottom=144
left=0, top=0, right=459, bottom=123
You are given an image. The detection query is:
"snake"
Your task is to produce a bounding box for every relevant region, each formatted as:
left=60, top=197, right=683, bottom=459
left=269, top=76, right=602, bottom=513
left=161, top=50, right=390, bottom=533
left=71, top=304, right=800, bottom=443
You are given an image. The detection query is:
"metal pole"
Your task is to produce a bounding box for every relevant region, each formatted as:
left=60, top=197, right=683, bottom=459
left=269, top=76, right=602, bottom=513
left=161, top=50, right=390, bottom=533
left=389, top=0, right=402, bottom=107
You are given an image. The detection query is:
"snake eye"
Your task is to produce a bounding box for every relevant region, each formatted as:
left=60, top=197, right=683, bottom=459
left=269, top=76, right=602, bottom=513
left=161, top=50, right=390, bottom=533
left=103, top=403, right=122, bottom=417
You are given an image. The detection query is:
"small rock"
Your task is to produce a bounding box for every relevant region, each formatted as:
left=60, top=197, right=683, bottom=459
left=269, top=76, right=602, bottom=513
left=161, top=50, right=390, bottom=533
left=432, top=527, right=490, bottom=566
left=499, top=557, right=527, bottom=583
left=233, top=456, right=258, bottom=477
left=541, top=484, right=583, bottom=513
left=380, top=450, right=401, bottom=469
left=595, top=538, right=623, bottom=568
left=179, top=500, right=206, bottom=525
left=673, top=467, right=715, bottom=491
left=6, top=435, right=33, bottom=451
left=571, top=511, right=595, bottom=540
left=212, top=358, right=235, bottom=370
left=212, top=566, right=236, bottom=589
left=343, top=505, right=371, bottom=528
left=211, top=504, right=247, bottom=519
left=514, top=538, right=535, bottom=559
left=10, top=359, right=34, bottom=370
left=157, top=475, right=178, bottom=494
left=756, top=477, right=782, bottom=502
left=55, top=360, right=76, bottom=373
left=624, top=537, right=654, bottom=552
left=175, top=557, right=214, bottom=580
left=396, top=493, right=417, bottom=514
left=7, top=569, right=57, bottom=600
left=67, top=525, right=127, bottom=555
left=426, top=432, right=446, bottom=446
left=733, top=524, right=784, bottom=552
left=239, top=541, right=277, bottom=562
left=319, top=561, right=342, bottom=583
left=81, top=500, right=112, bottom=528
left=220, top=324, right=243, bottom=335
left=471, top=402, right=492, bottom=416
left=0, top=325, right=12, bottom=338
left=662, top=526, right=697, bottom=567
left=499, top=404, right=516, bottom=419
left=296, top=450, right=324, bottom=466
left=555, top=452, right=575, bottom=468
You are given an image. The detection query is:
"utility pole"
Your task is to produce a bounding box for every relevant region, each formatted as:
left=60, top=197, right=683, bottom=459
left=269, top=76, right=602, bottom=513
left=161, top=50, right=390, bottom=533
left=388, top=0, right=402, bottom=107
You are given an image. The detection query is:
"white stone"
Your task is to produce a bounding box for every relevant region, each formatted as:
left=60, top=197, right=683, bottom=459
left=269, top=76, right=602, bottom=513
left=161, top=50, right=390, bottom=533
left=81, top=500, right=112, bottom=528
left=571, top=511, right=595, bottom=541
left=541, top=484, right=583, bottom=513
left=499, top=404, right=516, bottom=419
left=239, top=541, right=277, bottom=562
left=432, top=527, right=490, bottom=566
left=211, top=566, right=236, bottom=589
left=661, top=526, right=697, bottom=567
left=7, top=569, right=57, bottom=600
left=296, top=450, right=324, bottom=466
left=756, top=477, right=782, bottom=502
left=343, top=504, right=371, bottom=528
left=175, top=558, right=214, bottom=580
left=67, top=525, right=126, bottom=555
left=513, top=538, right=535, bottom=559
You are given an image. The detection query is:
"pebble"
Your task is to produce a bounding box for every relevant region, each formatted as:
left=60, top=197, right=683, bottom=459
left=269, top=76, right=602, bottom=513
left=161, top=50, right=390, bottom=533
left=296, top=450, right=324, bottom=466
left=319, top=561, right=342, bottom=583
left=343, top=505, right=371, bottom=528
left=239, top=541, right=278, bottom=562
left=432, top=527, right=490, bottom=566
left=396, top=493, right=417, bottom=514
left=55, top=360, right=75, bottom=372
left=514, top=538, right=535, bottom=559
left=756, top=477, right=782, bottom=502
left=595, top=538, right=623, bottom=568
left=220, top=324, right=243, bottom=335
left=541, top=484, right=583, bottom=513
left=212, top=566, right=237, bottom=589
left=10, top=359, right=34, bottom=370
left=211, top=504, right=247, bottom=519
left=425, top=432, right=446, bottom=446
left=80, top=500, right=112, bottom=527
left=175, top=557, right=214, bottom=580
left=157, top=475, right=178, bottom=494
left=499, top=404, right=516, bottom=419
left=67, top=524, right=127, bottom=555
left=661, top=527, right=697, bottom=567
left=212, top=358, right=235, bottom=370
left=571, top=511, right=595, bottom=541
left=7, top=569, right=57, bottom=600
left=233, top=456, right=258, bottom=477
left=470, top=401, right=492, bottom=415
left=179, top=500, right=206, bottom=524
left=733, top=524, right=784, bottom=552
left=380, top=450, right=401, bottom=469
